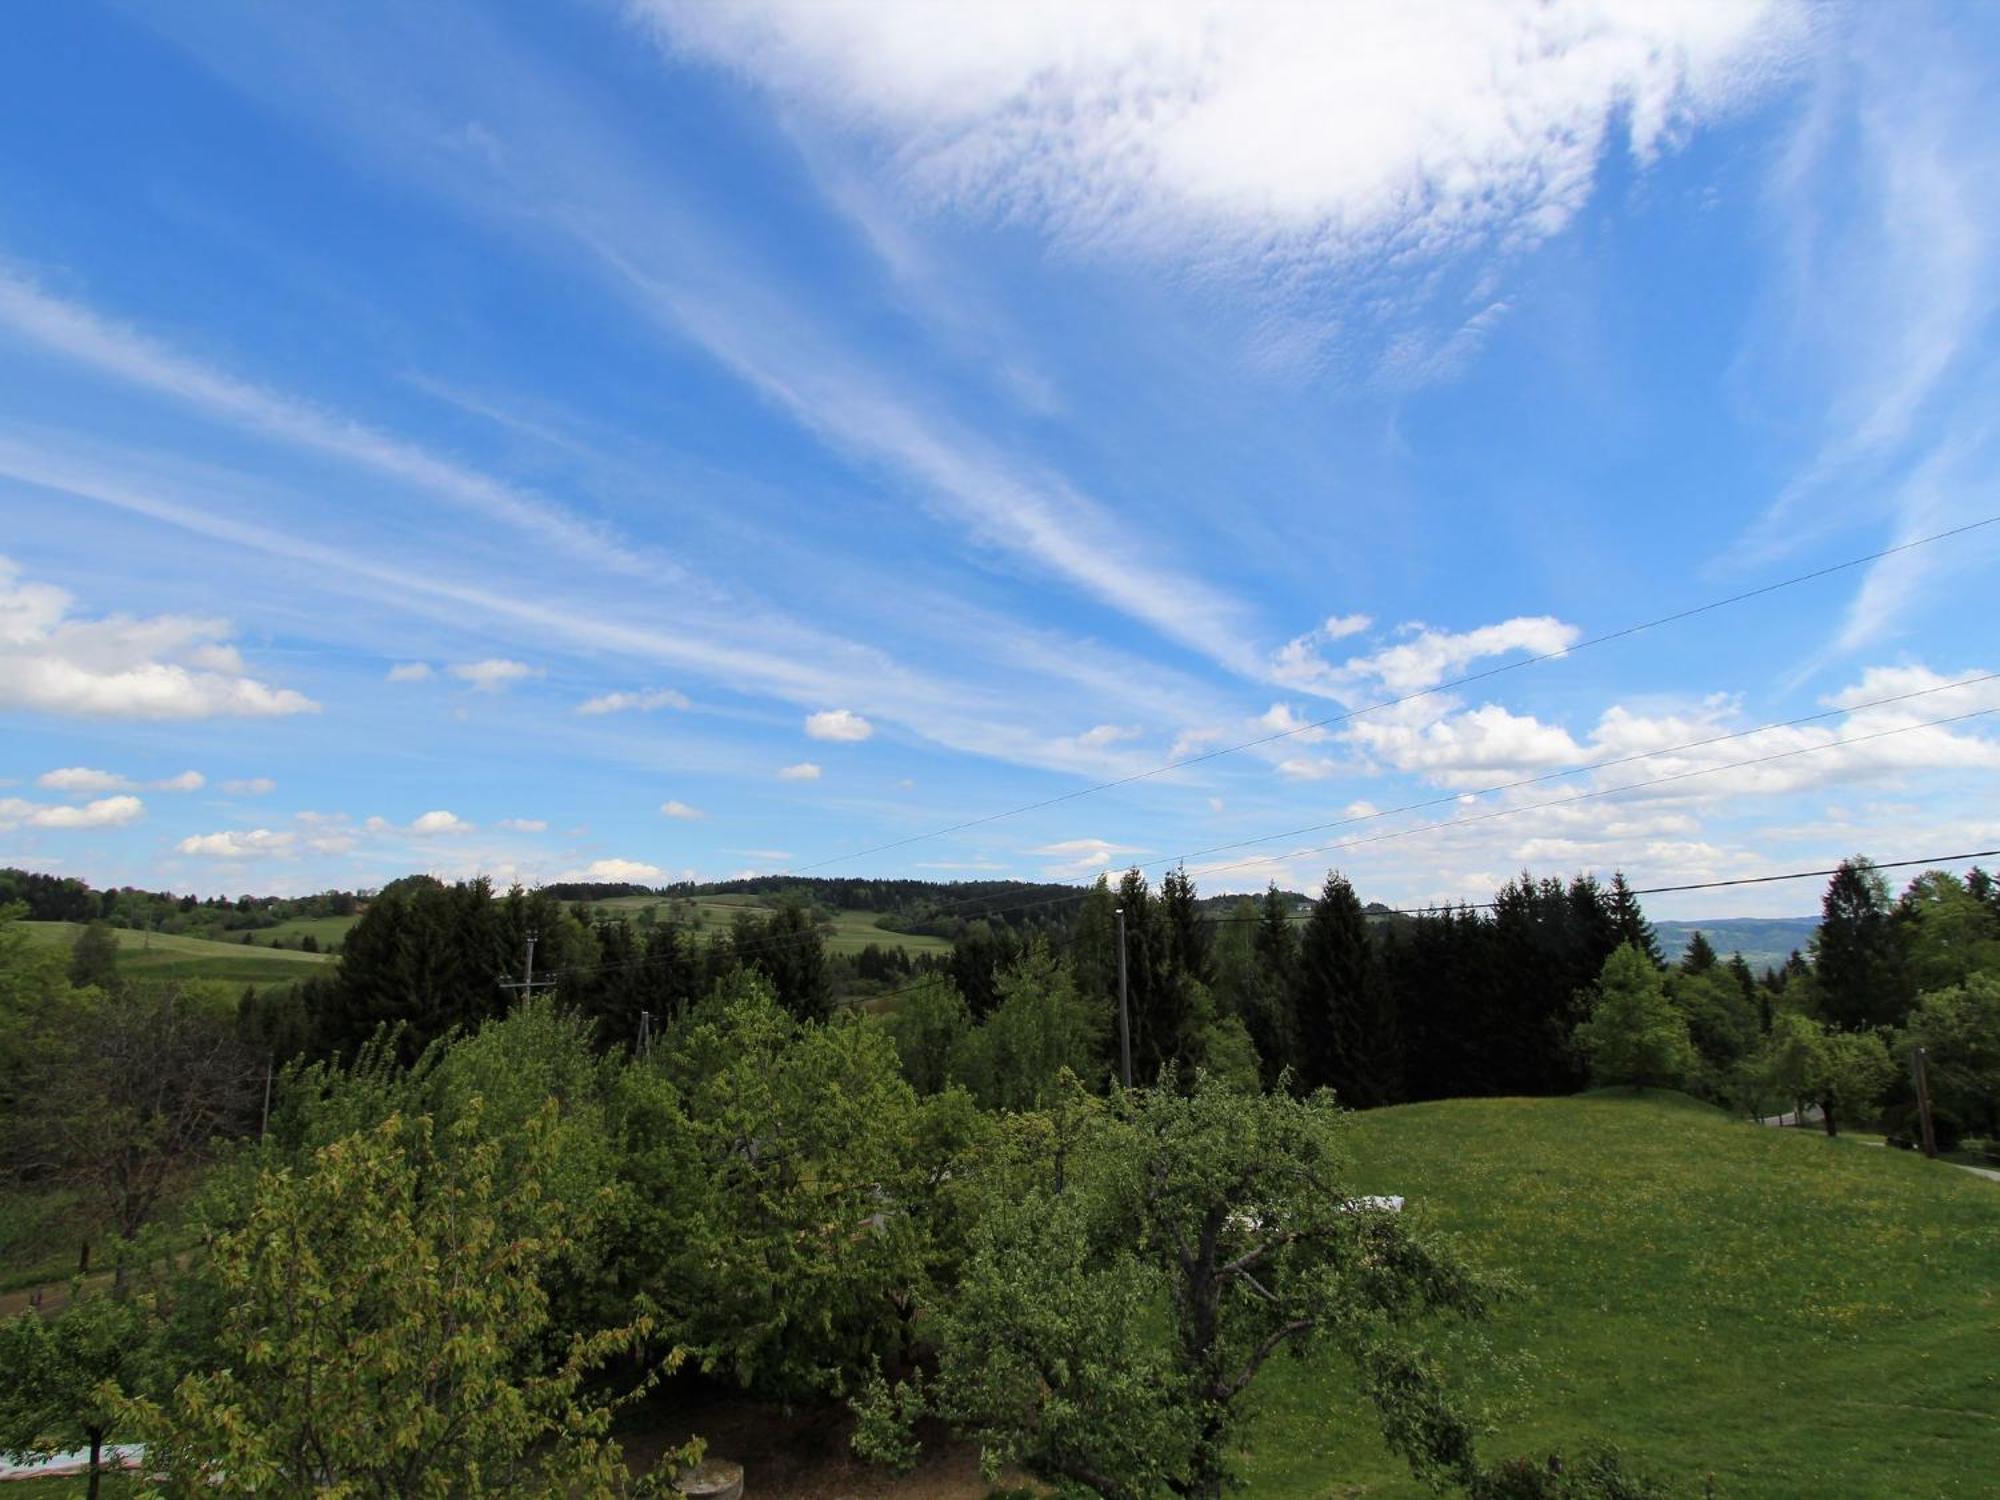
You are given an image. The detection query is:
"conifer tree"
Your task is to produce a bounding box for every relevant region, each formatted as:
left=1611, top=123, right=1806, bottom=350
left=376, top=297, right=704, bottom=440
left=1605, top=872, right=1663, bottom=967
left=1812, top=858, right=1913, bottom=1030
left=1681, top=929, right=1718, bottom=974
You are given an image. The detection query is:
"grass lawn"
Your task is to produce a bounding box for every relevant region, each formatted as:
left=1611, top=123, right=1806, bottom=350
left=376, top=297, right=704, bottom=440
left=19, top=921, right=334, bottom=988
left=1239, top=1091, right=2000, bottom=1498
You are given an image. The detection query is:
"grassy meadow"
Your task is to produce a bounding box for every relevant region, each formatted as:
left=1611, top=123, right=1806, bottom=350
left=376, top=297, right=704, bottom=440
left=18, top=921, right=335, bottom=989
left=1240, top=1092, right=2000, bottom=1497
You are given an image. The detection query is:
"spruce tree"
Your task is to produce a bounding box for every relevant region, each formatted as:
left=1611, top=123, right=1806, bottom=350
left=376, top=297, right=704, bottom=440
left=1606, top=872, right=1664, bottom=968
left=1812, top=857, right=1913, bottom=1030
left=1292, top=873, right=1376, bottom=1100
left=1681, top=929, right=1718, bottom=974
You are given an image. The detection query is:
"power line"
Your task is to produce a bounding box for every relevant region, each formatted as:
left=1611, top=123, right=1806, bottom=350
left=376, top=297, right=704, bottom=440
left=792, top=513, right=2000, bottom=873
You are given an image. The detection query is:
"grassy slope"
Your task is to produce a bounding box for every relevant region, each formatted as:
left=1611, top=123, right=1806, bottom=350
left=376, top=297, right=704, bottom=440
left=19, top=920, right=334, bottom=986
left=243, top=913, right=359, bottom=949
left=1242, top=1092, right=2000, bottom=1498
left=590, top=895, right=953, bottom=957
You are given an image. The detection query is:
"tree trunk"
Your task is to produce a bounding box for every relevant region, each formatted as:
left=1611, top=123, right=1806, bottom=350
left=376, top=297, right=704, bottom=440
left=86, top=1428, right=102, bottom=1500
left=1820, top=1100, right=1837, bottom=1137
left=78, top=1237, right=90, bottom=1275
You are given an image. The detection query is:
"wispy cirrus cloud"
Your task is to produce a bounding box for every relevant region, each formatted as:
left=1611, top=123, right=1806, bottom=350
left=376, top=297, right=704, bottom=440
left=0, top=268, right=662, bottom=580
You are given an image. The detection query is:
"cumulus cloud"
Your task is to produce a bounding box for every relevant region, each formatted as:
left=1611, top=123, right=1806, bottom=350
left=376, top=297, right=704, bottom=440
left=497, top=817, right=548, bottom=832
left=1347, top=703, right=1585, bottom=787
left=449, top=658, right=541, bottom=692
left=560, top=857, right=666, bottom=883
left=222, top=777, right=277, bottom=796
left=0, top=555, right=317, bottom=719
left=177, top=827, right=295, bottom=858
left=0, top=794, right=144, bottom=830
left=659, top=800, right=705, bottom=819
left=386, top=661, right=433, bottom=683
left=777, top=762, right=822, bottom=781
left=576, top=687, right=691, bottom=714
left=805, top=708, right=874, bottom=741
left=646, top=0, right=1795, bottom=273
left=153, top=770, right=206, bottom=792
left=409, top=809, right=474, bottom=835
left=1285, top=616, right=1582, bottom=698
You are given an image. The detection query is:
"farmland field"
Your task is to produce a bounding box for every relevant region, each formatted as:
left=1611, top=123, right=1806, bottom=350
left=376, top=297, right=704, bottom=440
left=18, top=921, right=335, bottom=987
left=241, top=913, right=359, bottom=950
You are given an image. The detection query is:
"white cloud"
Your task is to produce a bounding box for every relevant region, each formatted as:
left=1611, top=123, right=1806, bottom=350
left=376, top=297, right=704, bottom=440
left=1276, top=757, right=1346, bottom=781
left=576, top=687, right=691, bottom=714
left=409, top=809, right=475, bottom=836
left=560, top=857, right=666, bottom=883
left=1077, top=723, right=1140, bottom=748
left=1342, top=617, right=1581, bottom=696
left=777, top=762, right=822, bottom=781
left=450, top=659, right=541, bottom=692
left=0, top=555, right=316, bottom=719
left=659, top=800, right=705, bottom=820
left=1347, top=703, right=1585, bottom=786
left=497, top=817, right=548, bottom=832
left=805, top=708, right=874, bottom=741
left=0, top=793, right=145, bottom=830
left=1207, top=796, right=1224, bottom=813
left=38, top=766, right=204, bottom=793
left=1256, top=701, right=1330, bottom=743
left=1033, top=836, right=1146, bottom=876
left=1169, top=725, right=1228, bottom=760
left=386, top=661, right=433, bottom=683
left=648, top=0, right=1795, bottom=271
left=223, top=777, right=277, bottom=796
left=38, top=766, right=127, bottom=793
left=177, top=827, right=295, bottom=859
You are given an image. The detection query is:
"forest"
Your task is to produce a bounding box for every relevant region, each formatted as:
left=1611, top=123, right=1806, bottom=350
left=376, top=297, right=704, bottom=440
left=1, top=854, right=1997, bottom=1497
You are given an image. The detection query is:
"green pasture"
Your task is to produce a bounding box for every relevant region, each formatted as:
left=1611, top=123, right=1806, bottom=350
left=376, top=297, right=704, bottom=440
left=1241, top=1091, right=2000, bottom=1497
left=18, top=921, right=334, bottom=988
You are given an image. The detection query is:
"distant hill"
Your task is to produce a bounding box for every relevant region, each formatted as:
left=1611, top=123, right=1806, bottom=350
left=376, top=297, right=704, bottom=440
left=1653, top=917, right=1815, bottom=973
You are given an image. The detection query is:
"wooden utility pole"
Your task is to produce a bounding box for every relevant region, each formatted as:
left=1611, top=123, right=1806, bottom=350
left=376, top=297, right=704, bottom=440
left=501, top=928, right=558, bottom=1006
left=1912, top=1045, right=1939, bottom=1159
left=1115, top=906, right=1132, bottom=1089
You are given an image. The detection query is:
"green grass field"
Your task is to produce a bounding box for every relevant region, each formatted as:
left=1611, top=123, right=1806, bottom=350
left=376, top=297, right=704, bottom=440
left=589, top=895, right=953, bottom=957
left=1240, top=1092, right=2000, bottom=1498
left=19, top=921, right=335, bottom=987
left=240, top=914, right=358, bottom=950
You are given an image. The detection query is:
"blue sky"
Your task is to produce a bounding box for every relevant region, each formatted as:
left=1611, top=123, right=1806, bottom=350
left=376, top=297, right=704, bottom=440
left=2, top=0, right=1997, bottom=916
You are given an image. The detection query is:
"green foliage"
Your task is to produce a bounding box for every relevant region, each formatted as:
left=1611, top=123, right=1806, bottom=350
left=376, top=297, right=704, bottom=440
left=1902, top=974, right=2000, bottom=1136
left=1576, top=946, right=1695, bottom=1092
left=66, top=920, right=120, bottom=992
left=617, top=976, right=954, bottom=1398
left=0, top=1290, right=149, bottom=1495
left=1896, top=871, right=2000, bottom=994
left=1472, top=1447, right=1673, bottom=1499
left=886, top=973, right=972, bottom=1095
left=860, top=1073, right=1484, bottom=1500
left=955, top=942, right=1107, bottom=1111
left=123, top=1105, right=686, bottom=1497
